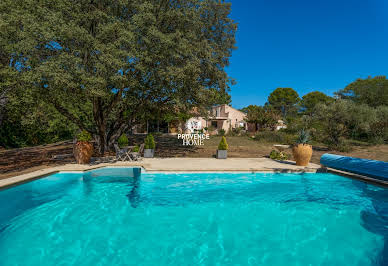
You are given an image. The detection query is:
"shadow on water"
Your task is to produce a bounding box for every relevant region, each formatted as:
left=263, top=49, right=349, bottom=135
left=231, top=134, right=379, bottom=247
left=358, top=183, right=388, bottom=266
left=82, top=167, right=142, bottom=199
left=126, top=173, right=141, bottom=208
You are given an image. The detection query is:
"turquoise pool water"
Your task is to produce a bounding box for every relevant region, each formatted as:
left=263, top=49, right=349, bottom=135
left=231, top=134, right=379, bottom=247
left=0, top=168, right=387, bottom=265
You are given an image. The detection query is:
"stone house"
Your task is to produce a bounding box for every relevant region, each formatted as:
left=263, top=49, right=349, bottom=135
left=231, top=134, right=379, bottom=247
left=133, top=104, right=247, bottom=135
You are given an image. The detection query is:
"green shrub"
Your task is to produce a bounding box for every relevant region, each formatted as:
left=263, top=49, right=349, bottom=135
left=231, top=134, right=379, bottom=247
left=208, top=125, right=216, bottom=133
left=132, top=145, right=139, bottom=152
left=144, top=134, right=155, bottom=149
left=218, top=129, right=226, bottom=136
left=218, top=136, right=228, bottom=150
left=227, top=127, right=245, bottom=137
left=269, top=150, right=289, bottom=160
left=77, top=130, right=92, bottom=142
left=118, top=134, right=129, bottom=148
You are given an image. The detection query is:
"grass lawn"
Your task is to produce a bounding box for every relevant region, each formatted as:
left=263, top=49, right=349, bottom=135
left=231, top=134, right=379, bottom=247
left=162, top=135, right=388, bottom=164
left=0, top=135, right=387, bottom=179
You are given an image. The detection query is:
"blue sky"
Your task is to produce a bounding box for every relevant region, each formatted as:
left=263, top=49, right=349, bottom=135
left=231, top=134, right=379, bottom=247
left=226, top=0, right=388, bottom=108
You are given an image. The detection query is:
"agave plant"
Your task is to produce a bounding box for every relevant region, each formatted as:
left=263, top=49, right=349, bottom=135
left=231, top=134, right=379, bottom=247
left=296, top=129, right=310, bottom=144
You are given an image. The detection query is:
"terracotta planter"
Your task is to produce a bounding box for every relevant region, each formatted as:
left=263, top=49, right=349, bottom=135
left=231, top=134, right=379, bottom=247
left=74, top=141, right=94, bottom=164
left=292, top=144, right=312, bottom=166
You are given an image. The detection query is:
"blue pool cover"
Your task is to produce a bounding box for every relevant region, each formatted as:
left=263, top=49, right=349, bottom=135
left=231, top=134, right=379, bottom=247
left=320, top=153, right=388, bottom=181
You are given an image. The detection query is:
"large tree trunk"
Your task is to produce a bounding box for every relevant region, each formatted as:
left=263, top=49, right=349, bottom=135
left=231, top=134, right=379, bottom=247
left=93, top=97, right=107, bottom=155
left=94, top=125, right=129, bottom=156
left=95, top=115, right=131, bottom=156
left=94, top=131, right=107, bottom=156
left=107, top=123, right=129, bottom=150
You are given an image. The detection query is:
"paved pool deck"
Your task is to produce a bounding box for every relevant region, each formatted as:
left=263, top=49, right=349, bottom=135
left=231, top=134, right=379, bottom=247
left=0, top=158, right=321, bottom=189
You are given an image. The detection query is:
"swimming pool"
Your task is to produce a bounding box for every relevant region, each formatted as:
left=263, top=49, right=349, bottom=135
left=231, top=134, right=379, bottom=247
left=0, top=168, right=387, bottom=265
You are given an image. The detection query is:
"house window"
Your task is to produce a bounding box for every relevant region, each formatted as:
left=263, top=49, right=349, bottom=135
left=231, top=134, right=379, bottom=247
left=216, top=107, right=221, bottom=117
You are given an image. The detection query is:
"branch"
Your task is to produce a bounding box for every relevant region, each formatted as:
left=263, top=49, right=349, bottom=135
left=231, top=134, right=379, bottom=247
left=50, top=98, right=92, bottom=133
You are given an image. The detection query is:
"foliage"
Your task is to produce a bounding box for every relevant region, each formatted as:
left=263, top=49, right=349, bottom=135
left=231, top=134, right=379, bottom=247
left=0, top=84, right=78, bottom=148
left=218, top=136, right=228, bottom=150
left=218, top=129, right=226, bottom=136
left=77, top=130, right=92, bottom=142
left=269, top=150, right=288, bottom=161
left=208, top=125, right=216, bottom=133
left=118, top=134, right=129, bottom=148
left=242, top=105, right=280, bottom=131
left=1, top=0, right=236, bottom=154
left=267, top=88, right=300, bottom=118
left=296, top=129, right=310, bottom=144
left=144, top=134, right=155, bottom=150
left=372, top=106, right=388, bottom=143
left=301, top=91, right=334, bottom=115
left=313, top=99, right=388, bottom=150
left=133, top=145, right=139, bottom=152
left=227, top=126, right=246, bottom=136
left=336, top=76, right=388, bottom=107
left=313, top=100, right=351, bottom=149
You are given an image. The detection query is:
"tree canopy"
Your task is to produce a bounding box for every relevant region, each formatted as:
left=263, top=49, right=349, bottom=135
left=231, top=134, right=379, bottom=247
left=267, top=88, right=300, bottom=118
left=313, top=100, right=388, bottom=149
left=0, top=0, right=236, bottom=152
left=336, top=76, right=388, bottom=107
left=301, top=91, right=333, bottom=114
left=242, top=105, right=279, bottom=131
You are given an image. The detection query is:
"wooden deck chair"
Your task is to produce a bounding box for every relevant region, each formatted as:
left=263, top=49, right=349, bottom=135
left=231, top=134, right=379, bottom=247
left=130, top=143, right=145, bottom=161
left=114, top=144, right=132, bottom=161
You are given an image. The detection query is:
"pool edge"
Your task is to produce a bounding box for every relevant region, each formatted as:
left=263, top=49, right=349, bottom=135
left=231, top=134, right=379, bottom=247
left=1, top=162, right=386, bottom=190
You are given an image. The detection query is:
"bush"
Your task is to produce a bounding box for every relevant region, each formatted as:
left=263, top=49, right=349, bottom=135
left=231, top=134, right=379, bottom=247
left=132, top=145, right=139, bottom=152
left=313, top=101, right=351, bottom=148
left=218, top=136, right=228, bottom=150
left=77, top=130, right=92, bottom=142
left=218, top=128, right=226, bottom=136
left=269, top=150, right=289, bottom=160
left=227, top=127, right=246, bottom=137
left=118, top=134, right=129, bottom=148
left=144, top=134, right=155, bottom=149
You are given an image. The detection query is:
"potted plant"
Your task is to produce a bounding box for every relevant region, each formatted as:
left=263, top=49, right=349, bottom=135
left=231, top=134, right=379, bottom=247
left=292, top=129, right=312, bottom=166
left=144, top=134, right=155, bottom=158
left=74, top=130, right=94, bottom=164
left=118, top=134, right=129, bottom=148
left=217, top=136, right=228, bottom=159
